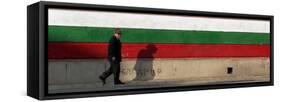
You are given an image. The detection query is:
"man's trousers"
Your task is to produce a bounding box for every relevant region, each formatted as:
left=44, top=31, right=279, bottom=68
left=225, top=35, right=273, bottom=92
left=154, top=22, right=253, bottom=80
left=100, top=61, right=121, bottom=84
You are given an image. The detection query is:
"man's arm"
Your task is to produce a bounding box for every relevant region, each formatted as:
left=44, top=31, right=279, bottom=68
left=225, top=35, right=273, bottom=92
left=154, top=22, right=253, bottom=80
left=108, top=38, right=116, bottom=62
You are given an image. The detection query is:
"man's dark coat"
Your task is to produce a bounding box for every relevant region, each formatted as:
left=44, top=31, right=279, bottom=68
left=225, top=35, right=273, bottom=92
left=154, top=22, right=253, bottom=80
left=107, top=36, right=122, bottom=62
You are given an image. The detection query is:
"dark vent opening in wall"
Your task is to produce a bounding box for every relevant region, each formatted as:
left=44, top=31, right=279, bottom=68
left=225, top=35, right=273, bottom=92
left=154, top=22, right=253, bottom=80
left=227, top=67, right=233, bottom=74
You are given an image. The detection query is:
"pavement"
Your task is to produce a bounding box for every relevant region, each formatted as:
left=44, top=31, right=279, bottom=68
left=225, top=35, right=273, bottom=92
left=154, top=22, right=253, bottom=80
left=48, top=75, right=269, bottom=94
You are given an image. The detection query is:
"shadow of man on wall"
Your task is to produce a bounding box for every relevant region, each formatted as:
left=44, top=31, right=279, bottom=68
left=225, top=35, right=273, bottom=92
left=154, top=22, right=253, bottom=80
left=132, top=44, right=158, bottom=81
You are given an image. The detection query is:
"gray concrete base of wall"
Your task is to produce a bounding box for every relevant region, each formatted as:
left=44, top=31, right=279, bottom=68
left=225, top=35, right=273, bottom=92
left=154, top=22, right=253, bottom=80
left=48, top=57, right=270, bottom=94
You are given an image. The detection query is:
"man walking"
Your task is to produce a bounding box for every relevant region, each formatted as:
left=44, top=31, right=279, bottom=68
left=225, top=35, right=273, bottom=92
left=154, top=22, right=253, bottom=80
left=99, top=28, right=124, bottom=85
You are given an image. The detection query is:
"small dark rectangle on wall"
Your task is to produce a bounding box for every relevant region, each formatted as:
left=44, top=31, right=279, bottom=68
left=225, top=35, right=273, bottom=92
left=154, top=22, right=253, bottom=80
left=227, top=67, right=233, bottom=74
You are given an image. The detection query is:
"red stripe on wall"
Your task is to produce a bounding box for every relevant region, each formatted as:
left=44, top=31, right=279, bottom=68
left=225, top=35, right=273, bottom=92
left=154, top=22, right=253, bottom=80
left=48, top=43, right=270, bottom=59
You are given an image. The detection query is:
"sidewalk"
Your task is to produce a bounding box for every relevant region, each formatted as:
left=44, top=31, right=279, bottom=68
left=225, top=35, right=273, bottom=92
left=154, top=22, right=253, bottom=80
left=48, top=75, right=269, bottom=94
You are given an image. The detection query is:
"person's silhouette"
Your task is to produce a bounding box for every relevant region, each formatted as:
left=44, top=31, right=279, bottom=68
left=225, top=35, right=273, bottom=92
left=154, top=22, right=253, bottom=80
left=99, top=28, right=124, bottom=85
left=133, top=44, right=158, bottom=81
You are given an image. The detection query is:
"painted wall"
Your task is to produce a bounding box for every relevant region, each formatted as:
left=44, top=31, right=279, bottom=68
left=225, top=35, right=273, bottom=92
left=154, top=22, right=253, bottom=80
left=47, top=8, right=270, bottom=91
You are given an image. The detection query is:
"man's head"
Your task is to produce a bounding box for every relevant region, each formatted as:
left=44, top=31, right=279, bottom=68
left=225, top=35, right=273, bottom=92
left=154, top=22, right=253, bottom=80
left=114, top=28, right=122, bottom=39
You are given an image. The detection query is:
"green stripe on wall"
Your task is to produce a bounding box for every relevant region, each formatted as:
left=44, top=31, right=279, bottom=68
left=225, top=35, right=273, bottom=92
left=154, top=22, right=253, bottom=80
left=48, top=25, right=270, bottom=44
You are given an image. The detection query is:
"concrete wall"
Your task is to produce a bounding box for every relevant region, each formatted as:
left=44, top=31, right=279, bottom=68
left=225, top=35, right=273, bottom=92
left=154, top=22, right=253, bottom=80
left=48, top=57, right=270, bottom=86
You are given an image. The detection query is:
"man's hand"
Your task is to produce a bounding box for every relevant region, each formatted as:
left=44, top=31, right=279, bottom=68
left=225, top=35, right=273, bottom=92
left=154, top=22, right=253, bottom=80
left=112, top=57, right=116, bottom=61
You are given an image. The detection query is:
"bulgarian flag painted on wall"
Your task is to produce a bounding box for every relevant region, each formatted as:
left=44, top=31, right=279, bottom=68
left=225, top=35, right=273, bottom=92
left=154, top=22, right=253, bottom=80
left=48, top=9, right=270, bottom=59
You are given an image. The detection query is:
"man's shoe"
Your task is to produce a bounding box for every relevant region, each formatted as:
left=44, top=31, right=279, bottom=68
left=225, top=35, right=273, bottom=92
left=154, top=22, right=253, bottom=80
left=99, top=76, right=106, bottom=85
left=115, top=81, right=125, bottom=85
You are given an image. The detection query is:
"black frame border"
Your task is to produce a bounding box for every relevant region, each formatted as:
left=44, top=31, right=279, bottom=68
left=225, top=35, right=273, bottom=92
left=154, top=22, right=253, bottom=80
left=32, top=1, right=274, bottom=100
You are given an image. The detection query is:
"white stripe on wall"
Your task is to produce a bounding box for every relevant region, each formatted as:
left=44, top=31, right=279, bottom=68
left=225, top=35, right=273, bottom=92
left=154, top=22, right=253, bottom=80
left=49, top=8, right=270, bottom=33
